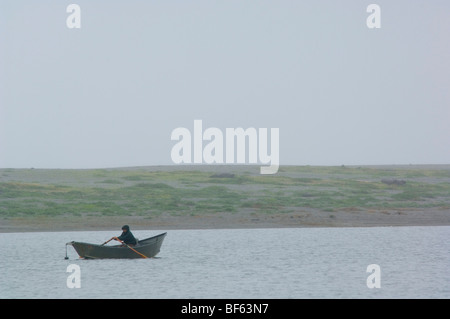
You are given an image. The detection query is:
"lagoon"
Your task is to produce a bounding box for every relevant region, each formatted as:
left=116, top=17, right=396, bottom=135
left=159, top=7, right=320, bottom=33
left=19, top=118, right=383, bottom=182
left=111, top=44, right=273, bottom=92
left=0, top=226, right=448, bottom=299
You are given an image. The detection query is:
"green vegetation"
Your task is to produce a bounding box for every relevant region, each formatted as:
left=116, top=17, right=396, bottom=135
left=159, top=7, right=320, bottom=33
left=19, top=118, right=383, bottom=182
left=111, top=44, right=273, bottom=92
left=1, top=166, right=449, bottom=219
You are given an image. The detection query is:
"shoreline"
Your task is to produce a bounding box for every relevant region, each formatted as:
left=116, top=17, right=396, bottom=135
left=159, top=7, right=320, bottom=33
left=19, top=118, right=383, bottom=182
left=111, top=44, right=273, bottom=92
left=1, top=207, right=449, bottom=233
left=2, top=164, right=449, bottom=233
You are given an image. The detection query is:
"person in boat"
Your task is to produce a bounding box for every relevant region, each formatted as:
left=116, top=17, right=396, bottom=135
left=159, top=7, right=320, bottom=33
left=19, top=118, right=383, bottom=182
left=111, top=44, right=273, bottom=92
left=113, top=225, right=137, bottom=246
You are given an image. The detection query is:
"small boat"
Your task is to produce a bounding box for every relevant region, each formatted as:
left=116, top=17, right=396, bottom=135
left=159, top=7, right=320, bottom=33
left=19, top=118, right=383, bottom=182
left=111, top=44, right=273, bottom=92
left=66, top=232, right=167, bottom=259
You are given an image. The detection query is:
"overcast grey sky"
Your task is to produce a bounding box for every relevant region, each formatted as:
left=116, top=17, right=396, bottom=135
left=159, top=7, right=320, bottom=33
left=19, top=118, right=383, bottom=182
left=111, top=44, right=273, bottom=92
left=1, top=0, right=449, bottom=169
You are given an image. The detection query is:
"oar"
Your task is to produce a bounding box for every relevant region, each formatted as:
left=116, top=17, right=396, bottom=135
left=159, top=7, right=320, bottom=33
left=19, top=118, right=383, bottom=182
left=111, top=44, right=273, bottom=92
left=101, top=238, right=114, bottom=246
left=115, top=238, right=148, bottom=259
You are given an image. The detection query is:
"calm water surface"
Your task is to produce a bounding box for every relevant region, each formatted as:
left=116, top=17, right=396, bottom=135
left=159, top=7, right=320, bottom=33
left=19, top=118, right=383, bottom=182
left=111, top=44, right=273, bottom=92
left=0, top=226, right=448, bottom=298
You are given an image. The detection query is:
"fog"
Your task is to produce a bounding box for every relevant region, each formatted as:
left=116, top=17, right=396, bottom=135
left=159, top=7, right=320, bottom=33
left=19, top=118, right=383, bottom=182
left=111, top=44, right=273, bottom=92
left=1, top=1, right=449, bottom=168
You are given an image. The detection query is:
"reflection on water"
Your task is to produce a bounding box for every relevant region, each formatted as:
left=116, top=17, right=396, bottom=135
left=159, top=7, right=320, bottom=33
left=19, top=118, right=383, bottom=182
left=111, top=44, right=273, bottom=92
left=0, top=226, right=449, bottom=298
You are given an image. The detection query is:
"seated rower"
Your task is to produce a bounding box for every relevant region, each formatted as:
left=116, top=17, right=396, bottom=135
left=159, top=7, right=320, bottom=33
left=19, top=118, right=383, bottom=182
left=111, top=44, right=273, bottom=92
left=113, top=225, right=137, bottom=246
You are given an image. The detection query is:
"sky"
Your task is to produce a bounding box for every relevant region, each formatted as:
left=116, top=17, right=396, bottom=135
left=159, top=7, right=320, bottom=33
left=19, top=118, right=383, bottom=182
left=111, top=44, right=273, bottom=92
left=1, top=0, right=449, bottom=169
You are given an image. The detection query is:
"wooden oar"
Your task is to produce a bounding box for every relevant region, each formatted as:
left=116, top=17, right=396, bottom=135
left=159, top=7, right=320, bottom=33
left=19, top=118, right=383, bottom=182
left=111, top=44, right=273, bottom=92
left=115, top=238, right=148, bottom=259
left=101, top=238, right=114, bottom=246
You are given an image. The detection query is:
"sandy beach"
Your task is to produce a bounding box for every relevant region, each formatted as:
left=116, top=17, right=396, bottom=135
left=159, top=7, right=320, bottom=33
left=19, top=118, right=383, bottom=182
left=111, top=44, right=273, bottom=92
left=1, top=207, right=449, bottom=233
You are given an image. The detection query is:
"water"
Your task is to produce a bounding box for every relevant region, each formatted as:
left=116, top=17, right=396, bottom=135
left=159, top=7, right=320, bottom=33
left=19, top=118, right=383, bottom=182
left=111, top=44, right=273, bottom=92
left=0, top=226, right=448, bottom=299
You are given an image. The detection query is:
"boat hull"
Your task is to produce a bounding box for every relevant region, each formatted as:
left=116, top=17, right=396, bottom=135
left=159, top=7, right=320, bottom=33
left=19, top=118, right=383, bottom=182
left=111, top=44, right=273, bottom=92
left=68, top=232, right=167, bottom=259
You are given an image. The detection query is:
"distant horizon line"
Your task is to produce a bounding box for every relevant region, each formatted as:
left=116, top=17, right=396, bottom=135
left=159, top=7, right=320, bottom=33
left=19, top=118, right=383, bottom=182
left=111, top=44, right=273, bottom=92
left=1, top=163, right=450, bottom=170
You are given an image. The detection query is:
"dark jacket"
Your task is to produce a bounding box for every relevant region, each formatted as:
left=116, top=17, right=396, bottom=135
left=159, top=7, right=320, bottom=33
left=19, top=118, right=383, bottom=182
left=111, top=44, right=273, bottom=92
left=118, top=226, right=137, bottom=245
